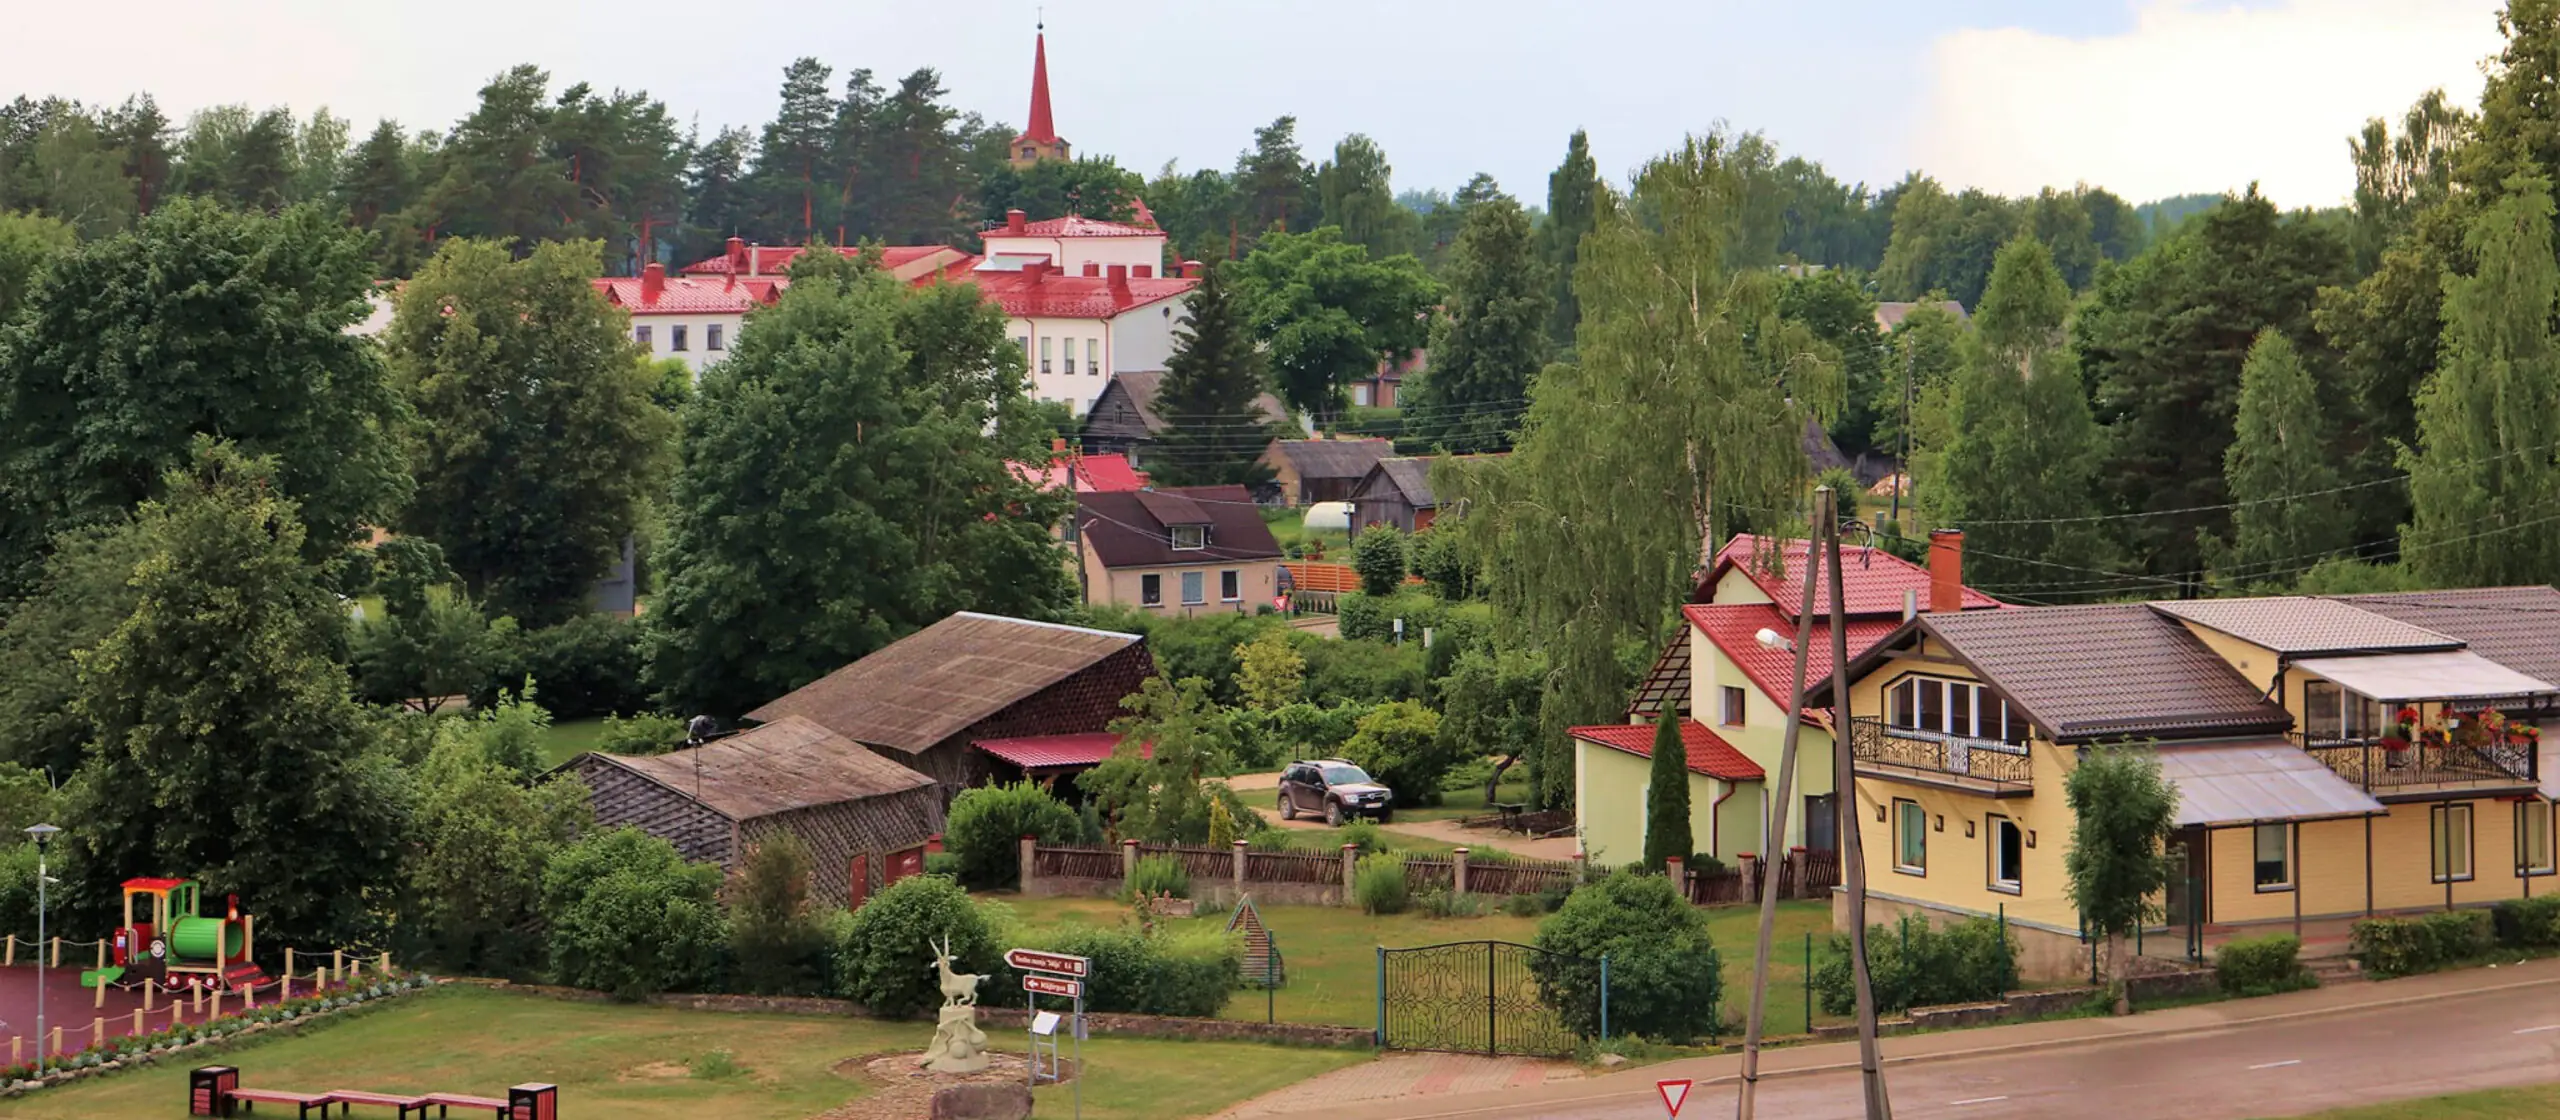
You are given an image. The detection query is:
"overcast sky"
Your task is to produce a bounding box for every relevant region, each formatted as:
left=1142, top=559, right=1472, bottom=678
left=3, top=0, right=2508, bottom=210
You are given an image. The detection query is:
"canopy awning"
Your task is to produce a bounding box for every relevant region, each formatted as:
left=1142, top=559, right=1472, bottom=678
left=2293, top=650, right=2559, bottom=703
left=2157, top=740, right=2384, bottom=828
left=974, top=732, right=1143, bottom=771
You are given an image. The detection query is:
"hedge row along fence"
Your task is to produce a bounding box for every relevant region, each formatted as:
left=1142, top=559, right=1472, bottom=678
left=1025, top=839, right=1578, bottom=906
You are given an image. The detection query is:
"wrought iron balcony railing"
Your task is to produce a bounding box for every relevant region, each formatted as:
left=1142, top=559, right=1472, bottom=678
left=1850, top=716, right=2033, bottom=792
left=2297, top=733, right=2537, bottom=793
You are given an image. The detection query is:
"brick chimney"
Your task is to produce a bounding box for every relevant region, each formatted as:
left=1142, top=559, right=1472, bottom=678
left=1083, top=262, right=1101, bottom=276
left=1006, top=208, right=1027, bottom=235
left=724, top=236, right=746, bottom=274
left=1928, top=530, right=1965, bottom=613
left=640, top=261, right=665, bottom=305
left=1133, top=264, right=1154, bottom=278
left=1181, top=260, right=1204, bottom=279
left=1107, top=264, right=1130, bottom=297
left=1025, top=261, right=1048, bottom=286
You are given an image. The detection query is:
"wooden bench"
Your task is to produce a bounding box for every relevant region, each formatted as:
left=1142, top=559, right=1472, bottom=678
left=229, top=1087, right=330, bottom=1118
left=323, top=1089, right=434, bottom=1117
left=416, top=1092, right=511, bottom=1118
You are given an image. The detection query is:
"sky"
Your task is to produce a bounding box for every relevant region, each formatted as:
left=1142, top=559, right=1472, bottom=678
left=1, top=0, right=2509, bottom=210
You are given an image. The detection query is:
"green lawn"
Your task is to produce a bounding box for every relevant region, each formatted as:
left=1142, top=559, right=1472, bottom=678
left=1399, top=776, right=1535, bottom=822
left=2274, top=1083, right=2560, bottom=1119
left=4, top=984, right=1365, bottom=1120
left=1260, top=506, right=1348, bottom=559
left=1267, top=826, right=1464, bottom=856
left=537, top=716, right=612, bottom=768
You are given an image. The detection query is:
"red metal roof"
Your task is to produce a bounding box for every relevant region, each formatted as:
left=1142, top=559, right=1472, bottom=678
left=122, top=877, right=190, bottom=892
left=1567, top=721, right=1765, bottom=782
left=1704, top=534, right=2000, bottom=620
left=975, top=732, right=1145, bottom=769
left=967, top=270, right=1195, bottom=320
left=1686, top=602, right=1902, bottom=712
left=593, top=275, right=780, bottom=315
left=1011, top=452, right=1148, bottom=492
left=680, top=244, right=954, bottom=277
left=1006, top=215, right=1161, bottom=239
left=1018, top=31, right=1060, bottom=146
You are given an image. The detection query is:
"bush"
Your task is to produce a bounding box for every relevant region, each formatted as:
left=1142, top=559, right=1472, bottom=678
left=944, top=781, right=1082, bottom=890
left=1415, top=887, right=1486, bottom=919
left=2493, top=895, right=2560, bottom=949
left=1501, top=892, right=1547, bottom=918
left=542, top=828, right=726, bottom=999
left=1299, top=637, right=1427, bottom=703
left=595, top=711, right=688, bottom=755
left=1003, top=925, right=1240, bottom=1017
left=838, top=874, right=1000, bottom=1019
left=1533, top=871, right=1722, bottom=1043
left=1814, top=915, right=2017, bottom=1015
left=516, top=614, right=649, bottom=719
left=1125, top=854, right=1192, bottom=901
left=1409, top=527, right=1475, bottom=599
left=1356, top=851, right=1410, bottom=914
left=2214, top=933, right=2313, bottom=997
left=2350, top=909, right=2495, bottom=978
left=1352, top=526, right=1408, bottom=596
left=1333, top=589, right=1444, bottom=645
left=727, top=833, right=832, bottom=996
left=1140, top=613, right=1286, bottom=706
left=1339, top=700, right=1455, bottom=807
left=1339, top=819, right=1386, bottom=855
left=923, top=851, right=963, bottom=878
left=1246, top=828, right=1295, bottom=853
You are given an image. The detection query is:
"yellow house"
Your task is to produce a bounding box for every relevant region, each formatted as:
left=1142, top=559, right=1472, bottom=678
left=1586, top=532, right=1999, bottom=865
left=1816, top=589, right=2560, bottom=981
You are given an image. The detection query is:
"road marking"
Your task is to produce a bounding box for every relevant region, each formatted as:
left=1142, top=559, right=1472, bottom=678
left=2248, top=1060, right=2302, bottom=1070
left=2514, top=1025, right=2560, bottom=1034
left=1949, top=1097, right=2009, bottom=1106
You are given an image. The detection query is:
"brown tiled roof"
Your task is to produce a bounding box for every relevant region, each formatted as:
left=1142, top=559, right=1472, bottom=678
left=588, top=715, right=935, bottom=821
left=1076, top=484, right=1282, bottom=569
left=1104, top=370, right=1291, bottom=433
left=1875, top=604, right=2291, bottom=742
left=745, top=613, right=1144, bottom=754
left=2149, top=597, right=2459, bottom=656
left=1269, top=438, right=1392, bottom=481
left=1873, top=300, right=1968, bottom=331
left=2334, top=587, right=2560, bottom=685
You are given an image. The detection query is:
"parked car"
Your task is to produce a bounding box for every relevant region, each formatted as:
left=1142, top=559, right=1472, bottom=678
left=1277, top=758, right=1394, bottom=825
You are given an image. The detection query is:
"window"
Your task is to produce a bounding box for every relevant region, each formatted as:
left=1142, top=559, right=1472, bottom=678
left=1893, top=800, right=1926, bottom=874
left=635, top=325, right=654, bottom=349
left=1140, top=574, right=1162, bottom=607
left=1885, top=675, right=2029, bottom=745
left=1180, top=571, right=1205, bottom=605
left=1088, top=338, right=1100, bottom=374
left=2519, top=801, right=2555, bottom=876
left=1353, top=384, right=1374, bottom=407
left=1989, top=816, right=2023, bottom=894
left=2432, top=803, right=2474, bottom=883
left=1170, top=525, right=1206, bottom=550
left=1220, top=569, right=1241, bottom=601
left=2303, top=680, right=2381, bottom=744
left=1017, top=336, right=1031, bottom=359
left=1719, top=686, right=1747, bottom=728
left=670, top=324, right=689, bottom=352
left=1064, top=343, right=1076, bottom=375
left=1021, top=146, right=1036, bottom=160
left=1040, top=337, right=1053, bottom=374
left=707, top=324, right=725, bottom=351
left=2253, top=823, right=2292, bottom=891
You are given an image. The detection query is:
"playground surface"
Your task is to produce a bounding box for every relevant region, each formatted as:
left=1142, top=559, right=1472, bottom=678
left=0, top=961, right=347, bottom=1063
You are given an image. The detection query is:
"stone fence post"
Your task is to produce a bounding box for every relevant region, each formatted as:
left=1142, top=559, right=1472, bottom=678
left=1341, top=844, right=1359, bottom=908
left=1666, top=855, right=1686, bottom=904
left=1453, top=847, right=1470, bottom=895
left=1019, top=835, right=1038, bottom=892
left=1232, top=839, right=1249, bottom=898
left=1739, top=852, right=1759, bottom=900
left=1123, top=837, right=1140, bottom=882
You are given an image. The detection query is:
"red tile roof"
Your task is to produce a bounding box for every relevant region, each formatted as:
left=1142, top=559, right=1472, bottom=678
left=680, top=244, right=954, bottom=277
left=593, top=275, right=780, bottom=315
left=1568, top=720, right=1765, bottom=782
left=975, top=732, right=1147, bottom=770
left=966, top=270, right=1194, bottom=320
left=1704, top=534, right=2001, bottom=620
left=1685, top=602, right=1902, bottom=710
left=1012, top=452, right=1148, bottom=493
left=1005, top=215, right=1162, bottom=238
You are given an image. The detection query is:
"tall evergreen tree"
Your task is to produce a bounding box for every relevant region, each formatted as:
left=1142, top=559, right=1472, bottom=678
left=866, top=69, right=973, bottom=246
left=422, top=65, right=577, bottom=247
left=1317, top=134, right=1417, bottom=258
left=680, top=125, right=755, bottom=263
left=750, top=58, right=836, bottom=240
left=2404, top=176, right=2560, bottom=588
left=100, top=95, right=172, bottom=216
left=1148, top=263, right=1277, bottom=487
left=1408, top=195, right=1550, bottom=453
left=2211, top=330, right=2349, bottom=586
left=1641, top=709, right=1692, bottom=871
left=1235, top=116, right=1317, bottom=242
left=1543, top=129, right=1599, bottom=349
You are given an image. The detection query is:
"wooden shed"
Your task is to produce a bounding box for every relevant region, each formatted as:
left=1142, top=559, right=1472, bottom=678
left=566, top=715, right=947, bottom=908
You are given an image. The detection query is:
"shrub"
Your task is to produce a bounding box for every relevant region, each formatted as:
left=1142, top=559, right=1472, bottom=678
left=838, top=874, right=999, bottom=1019
left=2350, top=909, right=2495, bottom=978
left=726, top=833, right=833, bottom=996
left=1533, top=871, right=1722, bottom=1043
left=517, top=614, right=649, bottom=718
left=596, top=712, right=689, bottom=755
left=1356, top=851, right=1410, bottom=914
left=1339, top=700, right=1455, bottom=807
left=1003, top=925, right=1239, bottom=1017
left=1415, top=887, right=1486, bottom=919
left=1141, top=613, right=1284, bottom=706
left=1814, top=915, right=2018, bottom=1015
left=1334, top=589, right=1444, bottom=645
left=1501, top=892, right=1546, bottom=918
left=1409, top=527, right=1475, bottom=599
left=1299, top=637, right=1426, bottom=703
left=542, top=828, right=726, bottom=1000
left=1352, top=526, right=1408, bottom=596
left=2214, top=933, right=2313, bottom=997
left=923, top=851, right=962, bottom=878
left=2493, top=895, right=2560, bottom=949
left=1339, top=819, right=1386, bottom=855
left=1125, top=854, right=1191, bottom=901
left=944, top=781, right=1081, bottom=890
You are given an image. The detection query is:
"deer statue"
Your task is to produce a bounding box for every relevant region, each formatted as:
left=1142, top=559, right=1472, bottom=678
left=928, top=935, right=984, bottom=1008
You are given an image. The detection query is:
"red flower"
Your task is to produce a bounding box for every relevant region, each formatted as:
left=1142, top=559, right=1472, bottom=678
left=2397, top=706, right=2421, bottom=724
left=2379, top=736, right=2411, bottom=752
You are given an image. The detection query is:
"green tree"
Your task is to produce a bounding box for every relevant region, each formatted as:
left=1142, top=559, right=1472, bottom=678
left=1443, top=133, right=1837, bottom=809
left=647, top=251, right=1072, bottom=716
left=1435, top=645, right=1544, bottom=803
left=1081, top=676, right=1248, bottom=843
left=386, top=238, right=674, bottom=625
left=1640, top=709, right=1693, bottom=870
left=0, top=209, right=72, bottom=321
left=2210, top=331, right=2351, bottom=586
left=1228, top=226, right=1438, bottom=421
left=1869, top=299, right=1967, bottom=472
left=336, top=119, right=425, bottom=272
left=1317, top=134, right=1418, bottom=258
left=1147, top=262, right=1278, bottom=486
left=1531, top=870, right=1721, bottom=1042
left=944, top=781, right=1081, bottom=890
left=1338, top=699, right=1449, bottom=808
left=1235, top=629, right=1306, bottom=710
left=542, top=827, right=725, bottom=999
left=403, top=718, right=590, bottom=976
left=1408, top=195, right=1551, bottom=453
left=726, top=832, right=833, bottom=996
left=1543, top=130, right=1600, bottom=349
left=977, top=155, right=1142, bottom=226
left=1235, top=116, right=1319, bottom=242
left=62, top=443, right=410, bottom=947
left=2063, top=743, right=2178, bottom=1014
left=1777, top=270, right=1884, bottom=454
left=1925, top=237, right=2109, bottom=591
left=0, top=198, right=409, bottom=597
left=0, top=522, right=142, bottom=778
left=350, top=538, right=518, bottom=714
left=1352, top=525, right=1409, bottom=596
left=2404, top=176, right=2560, bottom=588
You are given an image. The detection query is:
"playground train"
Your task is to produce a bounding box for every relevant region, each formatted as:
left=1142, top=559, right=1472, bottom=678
left=82, top=877, right=269, bottom=993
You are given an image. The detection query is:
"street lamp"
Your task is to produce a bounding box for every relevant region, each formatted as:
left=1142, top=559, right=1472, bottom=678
left=24, top=823, right=58, bottom=1077
left=1754, top=628, right=1793, bottom=654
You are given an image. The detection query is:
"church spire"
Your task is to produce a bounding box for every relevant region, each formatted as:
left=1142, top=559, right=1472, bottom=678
left=1023, top=25, right=1059, bottom=145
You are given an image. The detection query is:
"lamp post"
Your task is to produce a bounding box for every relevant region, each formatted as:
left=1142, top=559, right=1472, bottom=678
left=25, top=823, right=58, bottom=1076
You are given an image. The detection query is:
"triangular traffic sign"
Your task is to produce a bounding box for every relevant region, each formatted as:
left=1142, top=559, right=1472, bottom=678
left=1657, top=1078, right=1692, bottom=1117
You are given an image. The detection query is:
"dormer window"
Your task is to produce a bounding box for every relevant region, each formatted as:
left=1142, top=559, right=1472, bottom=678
left=1170, top=525, right=1207, bottom=550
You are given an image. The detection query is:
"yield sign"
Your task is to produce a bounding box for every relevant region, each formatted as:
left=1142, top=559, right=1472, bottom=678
left=1656, top=1078, right=1693, bottom=1118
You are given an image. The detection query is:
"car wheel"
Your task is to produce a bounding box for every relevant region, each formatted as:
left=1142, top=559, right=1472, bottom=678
left=1279, top=792, right=1297, bottom=821
left=1378, top=809, right=1394, bottom=825
left=1326, top=801, right=1345, bottom=827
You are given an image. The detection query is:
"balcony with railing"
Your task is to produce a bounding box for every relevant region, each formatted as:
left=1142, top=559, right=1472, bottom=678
left=2296, top=732, right=2537, bottom=796
left=1850, top=716, right=2034, bottom=796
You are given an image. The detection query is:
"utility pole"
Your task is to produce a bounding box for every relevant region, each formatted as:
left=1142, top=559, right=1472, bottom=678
left=1825, top=489, right=1893, bottom=1118
left=27, top=823, right=58, bottom=1077
left=1891, top=340, right=1914, bottom=528
left=1735, top=532, right=1823, bottom=1120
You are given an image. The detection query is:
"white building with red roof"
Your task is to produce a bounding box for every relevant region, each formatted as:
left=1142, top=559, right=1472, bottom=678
left=594, top=262, right=782, bottom=375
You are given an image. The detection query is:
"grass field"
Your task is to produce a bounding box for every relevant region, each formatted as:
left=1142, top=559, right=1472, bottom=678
left=537, top=716, right=612, bottom=768
left=2276, top=1083, right=2560, bottom=1119
left=3, top=985, right=1367, bottom=1120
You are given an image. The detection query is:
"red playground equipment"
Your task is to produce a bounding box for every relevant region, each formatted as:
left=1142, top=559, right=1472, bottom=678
left=192, top=1066, right=559, bottom=1119
left=85, top=877, right=267, bottom=993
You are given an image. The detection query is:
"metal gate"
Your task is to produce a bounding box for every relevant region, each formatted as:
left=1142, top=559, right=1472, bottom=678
left=1377, top=940, right=1599, bottom=1058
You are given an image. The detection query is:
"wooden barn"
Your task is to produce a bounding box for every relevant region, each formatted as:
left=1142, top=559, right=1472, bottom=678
left=744, top=612, right=1156, bottom=796
left=565, top=715, right=946, bottom=908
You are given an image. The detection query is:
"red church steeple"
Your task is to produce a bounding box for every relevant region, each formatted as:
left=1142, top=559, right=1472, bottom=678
left=1011, top=23, right=1071, bottom=168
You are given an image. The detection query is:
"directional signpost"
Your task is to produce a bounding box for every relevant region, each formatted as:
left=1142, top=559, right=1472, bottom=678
left=1011, top=949, right=1093, bottom=1120
left=1657, top=1078, right=1692, bottom=1118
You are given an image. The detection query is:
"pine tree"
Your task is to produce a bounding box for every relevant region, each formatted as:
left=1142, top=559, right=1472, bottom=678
left=2404, top=176, right=2560, bottom=588
left=1410, top=195, right=1550, bottom=453
left=1148, top=262, right=1277, bottom=486
left=1317, top=134, right=1418, bottom=258
left=1236, top=116, right=1317, bottom=243
left=2212, top=330, right=2349, bottom=586
left=751, top=58, right=836, bottom=239
left=1641, top=709, right=1692, bottom=871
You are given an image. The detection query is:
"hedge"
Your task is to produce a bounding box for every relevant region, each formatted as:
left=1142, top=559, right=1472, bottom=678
left=1000, top=925, right=1239, bottom=1017
left=2492, top=895, right=2560, bottom=950
left=2348, top=909, right=2493, bottom=978
left=2214, top=933, right=2313, bottom=996
left=1815, top=915, right=2017, bottom=1015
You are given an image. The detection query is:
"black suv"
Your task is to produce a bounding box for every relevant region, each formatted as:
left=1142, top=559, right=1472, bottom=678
left=1277, top=759, right=1394, bottom=825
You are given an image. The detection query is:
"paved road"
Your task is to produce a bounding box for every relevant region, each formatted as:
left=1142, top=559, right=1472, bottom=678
left=1331, top=964, right=2560, bottom=1120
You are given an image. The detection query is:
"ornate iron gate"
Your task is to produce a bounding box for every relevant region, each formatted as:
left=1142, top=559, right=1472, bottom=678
left=1377, top=940, right=1599, bottom=1057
